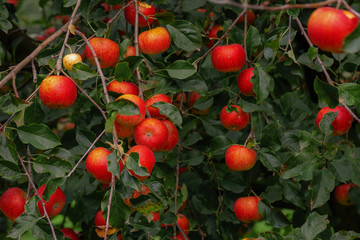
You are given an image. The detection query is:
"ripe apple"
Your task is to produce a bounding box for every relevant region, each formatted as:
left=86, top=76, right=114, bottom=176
left=134, top=118, right=169, bottom=152
left=211, top=44, right=246, bottom=73
left=37, top=184, right=65, bottom=218
left=124, top=145, right=156, bottom=181
left=0, top=187, right=26, bottom=221
left=237, top=10, right=256, bottom=25
left=124, top=185, right=150, bottom=207
left=107, top=81, right=139, bottom=96
left=125, top=46, right=136, bottom=58
left=334, top=183, right=357, bottom=206
left=237, top=67, right=256, bottom=97
left=234, top=196, right=263, bottom=223
left=139, top=27, right=171, bottom=55
left=39, top=75, right=77, bottom=109
left=225, top=145, right=257, bottom=171
left=187, top=91, right=210, bottom=115
left=160, top=120, right=179, bottom=152
left=206, top=25, right=223, bottom=48
left=94, top=210, right=117, bottom=237
left=85, top=37, right=120, bottom=69
left=124, top=1, right=156, bottom=27
left=316, top=106, right=353, bottom=136
left=145, top=94, right=172, bottom=119
left=220, top=105, right=250, bottom=131
left=114, top=121, right=134, bottom=139
left=307, top=7, right=359, bottom=53
left=60, top=228, right=79, bottom=240
left=115, top=94, right=146, bottom=126
left=63, top=53, right=82, bottom=71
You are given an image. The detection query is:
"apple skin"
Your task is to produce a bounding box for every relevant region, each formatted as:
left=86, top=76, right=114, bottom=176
left=0, top=187, right=26, bottom=221
left=145, top=94, right=172, bottom=119
left=160, top=120, right=179, bottom=152
left=37, top=184, right=66, bottom=218
left=211, top=44, right=246, bottom=73
left=115, top=94, right=146, bottom=126
left=63, top=53, right=82, bottom=71
left=334, top=183, right=357, bottom=206
left=134, top=118, right=169, bottom=152
left=124, top=1, right=156, bottom=27
left=220, top=105, right=250, bottom=131
left=124, top=145, right=156, bottom=181
left=237, top=67, right=256, bottom=97
left=316, top=106, right=353, bottom=136
left=85, top=37, right=119, bottom=69
left=307, top=7, right=359, bottom=53
left=225, top=145, right=257, bottom=171
left=107, top=81, right=139, bottom=96
left=39, top=75, right=77, bottom=109
left=139, top=27, right=171, bottom=55
left=60, top=228, right=79, bottom=240
left=187, top=91, right=210, bottom=115
left=234, top=196, right=263, bottom=223
left=206, top=25, right=223, bottom=48
left=114, top=121, right=134, bottom=139
left=125, top=46, right=136, bottom=58
left=237, top=10, right=256, bottom=25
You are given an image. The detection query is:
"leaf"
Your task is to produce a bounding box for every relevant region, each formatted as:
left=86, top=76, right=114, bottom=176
left=338, top=83, right=360, bottom=108
left=33, top=155, right=72, bottom=178
left=101, top=191, right=131, bottom=228
left=318, top=111, right=337, bottom=136
left=166, top=60, right=196, bottom=79
left=258, top=201, right=291, bottom=228
left=17, top=124, right=61, bottom=150
left=313, top=77, right=338, bottom=108
left=343, top=24, right=360, bottom=53
left=155, top=11, right=175, bottom=25
left=71, top=62, right=97, bottom=80
left=7, top=213, right=39, bottom=238
left=107, top=152, right=120, bottom=179
left=167, top=20, right=202, bottom=52
left=1, top=94, right=32, bottom=115
left=251, top=65, right=271, bottom=104
left=258, top=148, right=282, bottom=172
left=301, top=212, right=329, bottom=240
left=310, top=169, right=335, bottom=210
left=246, top=26, right=261, bottom=56
left=114, top=63, right=132, bottom=81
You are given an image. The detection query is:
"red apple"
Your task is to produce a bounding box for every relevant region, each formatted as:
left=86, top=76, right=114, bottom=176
left=206, top=25, right=223, bottom=48
left=114, top=121, right=134, bottom=139
left=316, top=106, right=353, bottom=136
left=211, top=44, right=246, bottom=73
left=85, top=37, right=120, bottom=69
left=39, top=75, right=77, bottom=109
left=160, top=120, right=179, bottom=152
left=237, top=67, right=256, bottom=97
left=307, top=7, right=359, bottom=53
left=37, top=185, right=65, bottom=218
left=139, top=27, right=171, bottom=55
left=237, top=10, right=256, bottom=25
left=234, top=196, right=263, bottom=223
left=145, top=94, right=172, bottom=119
left=225, top=145, right=257, bottom=171
left=124, top=145, right=156, bottom=181
left=60, top=228, right=79, bottom=240
left=220, top=105, right=250, bottom=131
left=134, top=118, right=169, bottom=152
left=187, top=91, right=210, bottom=115
left=124, top=1, right=156, bottom=27
left=125, top=46, right=136, bottom=58
left=334, top=183, right=358, bottom=206
left=63, top=53, right=82, bottom=71
left=0, top=187, right=26, bottom=221
left=107, top=81, right=139, bottom=96
left=124, top=185, right=150, bottom=207
left=115, top=94, right=146, bottom=126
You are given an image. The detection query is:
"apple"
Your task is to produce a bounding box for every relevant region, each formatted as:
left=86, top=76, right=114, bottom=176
left=125, top=46, right=136, bottom=58
left=39, top=75, right=77, bottom=109
left=0, top=187, right=26, bottom=221
left=124, top=1, right=156, bottom=27
left=37, top=184, right=65, bottom=218
left=115, top=94, right=146, bottom=126
left=145, top=94, right=172, bottom=119
left=334, top=183, right=358, bottom=206
left=124, top=145, right=156, bottom=181
left=316, top=106, right=353, bottom=136
left=107, top=81, right=139, bottom=96
left=187, top=91, right=210, bottom=115
left=211, top=44, right=246, bottom=73
left=307, top=7, right=359, bottom=53
left=206, top=25, right=223, bottom=48
left=234, top=196, right=263, bottom=223
left=63, top=53, right=82, bottom=71
left=124, top=185, right=150, bottom=207
left=160, top=120, right=179, bottom=152
left=134, top=118, right=169, bottom=152
left=237, top=10, right=256, bottom=25
left=60, top=228, right=79, bottom=240
left=94, top=210, right=117, bottom=237
left=225, top=145, right=257, bottom=171
left=114, top=121, right=134, bottom=139
left=237, top=67, right=256, bottom=97
left=139, top=27, right=171, bottom=55
left=220, top=105, right=250, bottom=131
left=85, top=37, right=120, bottom=69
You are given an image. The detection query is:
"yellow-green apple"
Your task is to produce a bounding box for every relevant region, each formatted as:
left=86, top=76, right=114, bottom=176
left=114, top=121, right=134, bottom=139
left=316, top=106, right=353, bottom=136
left=206, top=25, right=223, bottom=48
left=134, top=118, right=169, bottom=152
left=187, top=91, right=210, bottom=115
left=37, top=184, right=65, bottom=218
left=125, top=46, right=136, bottom=58
left=63, top=53, right=82, bottom=71
left=124, top=145, right=156, bottom=181
left=60, top=228, right=79, bottom=240
left=160, top=120, right=179, bottom=152
left=145, top=94, right=172, bottom=119
left=85, top=37, right=119, bottom=68
left=211, top=44, right=246, bottom=73
left=139, top=27, right=171, bottom=55
left=94, top=210, right=117, bottom=237
left=237, top=67, right=256, bottom=97
left=220, top=105, right=250, bottom=131
left=115, top=94, right=146, bottom=126
left=0, top=187, right=26, bottom=221
left=124, top=1, right=156, bottom=27
left=307, top=7, right=359, bottom=53
left=334, top=183, right=358, bottom=206
left=39, top=75, right=77, bottom=109
left=225, top=145, right=257, bottom=171
left=107, top=81, right=139, bottom=96
left=234, top=196, right=263, bottom=223
left=237, top=10, right=256, bottom=25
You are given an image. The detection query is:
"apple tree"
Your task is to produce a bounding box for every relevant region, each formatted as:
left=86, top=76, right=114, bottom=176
left=1, top=0, right=360, bottom=239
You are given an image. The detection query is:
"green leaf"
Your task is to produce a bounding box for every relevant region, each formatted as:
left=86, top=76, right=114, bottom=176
left=343, top=24, right=360, bottom=53
left=114, top=63, right=132, bottom=81
left=7, top=213, right=39, bottom=238
left=310, top=169, right=335, bottom=210
left=107, top=99, right=140, bottom=116
left=71, top=62, right=97, bottom=81
left=166, top=60, right=196, bottom=79
left=1, top=94, right=32, bottom=115
left=338, top=83, right=360, bottom=108
left=251, top=66, right=271, bottom=104
left=17, top=124, right=61, bottom=150
left=318, top=111, right=337, bottom=136
left=313, top=77, right=338, bottom=108
left=107, top=152, right=120, bottom=179
left=125, top=153, right=150, bottom=178
left=154, top=11, right=175, bottom=25
left=258, top=148, right=282, bottom=172
left=246, top=26, right=261, bottom=56
left=101, top=191, right=131, bottom=228
left=152, top=101, right=182, bottom=126
left=33, top=155, right=72, bottom=178
left=167, top=20, right=202, bottom=52
left=0, top=18, right=12, bottom=33
left=301, top=212, right=329, bottom=240
left=258, top=201, right=291, bottom=228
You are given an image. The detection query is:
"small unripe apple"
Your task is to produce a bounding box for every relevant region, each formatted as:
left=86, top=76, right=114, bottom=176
left=39, top=75, right=77, bottom=109
left=63, top=53, right=82, bottom=71
left=124, top=1, right=156, bottom=27
left=220, top=105, right=250, bottom=131
left=85, top=37, right=119, bottom=69
left=237, top=67, right=256, bottom=97
left=234, top=196, right=263, bottom=223
left=145, top=94, right=172, bottom=119
left=139, top=27, right=171, bottom=55
left=206, top=25, right=223, bottom=48
left=134, top=118, right=169, bottom=152
left=115, top=94, right=146, bottom=126
left=107, top=81, right=139, bottom=96
left=124, top=145, right=156, bottom=181
left=307, top=7, right=359, bottom=53
left=37, top=184, right=66, bottom=218
left=0, top=187, right=26, bottom=221
left=211, top=44, right=246, bottom=73
left=316, top=106, right=353, bottom=136
left=225, top=145, right=257, bottom=171
left=60, top=228, right=79, bottom=240
left=334, top=183, right=358, bottom=206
